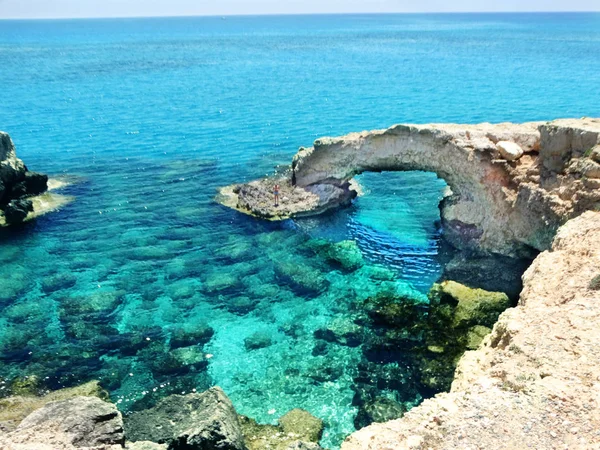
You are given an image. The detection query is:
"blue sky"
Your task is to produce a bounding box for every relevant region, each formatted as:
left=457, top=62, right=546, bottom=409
left=0, top=0, right=598, bottom=19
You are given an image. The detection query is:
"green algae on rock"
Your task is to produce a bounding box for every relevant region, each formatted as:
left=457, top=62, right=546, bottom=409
left=432, top=280, right=511, bottom=329
left=240, top=408, right=324, bottom=450
left=308, top=239, right=365, bottom=271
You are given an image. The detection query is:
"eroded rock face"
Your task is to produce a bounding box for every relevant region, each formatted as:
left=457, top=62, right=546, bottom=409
left=0, top=131, right=51, bottom=225
left=219, top=118, right=600, bottom=258
left=342, top=211, right=600, bottom=450
left=0, top=396, right=124, bottom=450
left=124, top=387, right=247, bottom=450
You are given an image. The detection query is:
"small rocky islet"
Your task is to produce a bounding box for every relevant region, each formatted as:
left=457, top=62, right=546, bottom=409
left=1, top=118, right=600, bottom=449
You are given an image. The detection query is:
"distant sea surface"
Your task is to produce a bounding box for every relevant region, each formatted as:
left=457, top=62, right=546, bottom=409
left=1, top=13, right=599, bottom=448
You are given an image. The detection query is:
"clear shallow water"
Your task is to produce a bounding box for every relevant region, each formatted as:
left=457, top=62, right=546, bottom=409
left=0, top=13, right=599, bottom=448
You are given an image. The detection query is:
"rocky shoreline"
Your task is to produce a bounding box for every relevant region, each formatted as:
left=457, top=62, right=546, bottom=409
left=0, top=131, right=71, bottom=226
left=1, top=119, right=599, bottom=449
left=0, top=382, right=325, bottom=450
left=217, top=118, right=600, bottom=449
left=342, top=211, right=600, bottom=450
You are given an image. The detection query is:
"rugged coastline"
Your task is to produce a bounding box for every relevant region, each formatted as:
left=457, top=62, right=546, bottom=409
left=342, top=211, right=600, bottom=449
left=1, top=118, right=599, bottom=449
left=219, top=118, right=600, bottom=258
left=0, top=131, right=71, bottom=226
left=217, top=118, right=600, bottom=449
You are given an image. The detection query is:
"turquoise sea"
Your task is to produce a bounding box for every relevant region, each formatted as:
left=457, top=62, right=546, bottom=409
left=1, top=13, right=599, bottom=447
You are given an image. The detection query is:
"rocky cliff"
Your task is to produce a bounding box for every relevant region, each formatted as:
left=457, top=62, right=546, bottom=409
left=0, top=131, right=50, bottom=225
left=0, top=131, right=73, bottom=226
left=219, top=118, right=600, bottom=258
left=342, top=211, right=600, bottom=450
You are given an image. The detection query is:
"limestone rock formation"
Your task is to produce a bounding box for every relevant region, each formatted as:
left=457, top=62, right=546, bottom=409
left=124, top=386, right=247, bottom=450
left=342, top=211, right=600, bottom=450
left=219, top=118, right=600, bottom=258
left=0, top=396, right=124, bottom=450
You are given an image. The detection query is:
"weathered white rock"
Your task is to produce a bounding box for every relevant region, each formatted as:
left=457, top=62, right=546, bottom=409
left=342, top=211, right=600, bottom=450
left=496, top=140, right=524, bottom=160
left=219, top=118, right=600, bottom=257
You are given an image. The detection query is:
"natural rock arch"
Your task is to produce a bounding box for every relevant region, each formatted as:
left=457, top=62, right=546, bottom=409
left=219, top=118, right=600, bottom=258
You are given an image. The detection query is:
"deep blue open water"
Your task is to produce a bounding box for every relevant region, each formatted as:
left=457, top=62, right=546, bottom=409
left=0, top=13, right=599, bottom=447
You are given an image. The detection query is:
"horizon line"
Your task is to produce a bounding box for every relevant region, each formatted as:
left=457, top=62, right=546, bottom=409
left=1, top=10, right=599, bottom=21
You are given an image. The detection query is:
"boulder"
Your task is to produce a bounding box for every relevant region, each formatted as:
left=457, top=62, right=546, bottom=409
left=496, top=141, right=524, bottom=161
left=2, top=396, right=124, bottom=449
left=279, top=409, right=323, bottom=443
left=244, top=331, right=273, bottom=351
left=0, top=380, right=108, bottom=432
left=124, top=387, right=246, bottom=450
left=590, top=144, right=600, bottom=163
left=3, top=199, right=33, bottom=224
left=239, top=410, right=323, bottom=450
left=433, top=280, right=511, bottom=329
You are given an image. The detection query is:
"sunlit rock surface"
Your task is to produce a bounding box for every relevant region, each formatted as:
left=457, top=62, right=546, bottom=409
left=342, top=211, right=600, bottom=450
left=0, top=131, right=73, bottom=225
left=219, top=118, right=600, bottom=258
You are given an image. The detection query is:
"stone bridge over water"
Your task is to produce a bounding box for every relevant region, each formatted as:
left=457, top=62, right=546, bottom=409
left=219, top=118, right=600, bottom=258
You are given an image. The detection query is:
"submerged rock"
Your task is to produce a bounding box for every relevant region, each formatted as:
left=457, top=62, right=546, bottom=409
left=240, top=409, right=323, bottom=450
left=309, top=238, right=365, bottom=271
left=354, top=397, right=406, bottom=430
left=124, top=387, right=246, bottom=450
left=41, top=272, right=77, bottom=293
left=274, top=261, right=329, bottom=295
left=244, top=331, right=273, bottom=351
left=170, top=323, right=214, bottom=349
